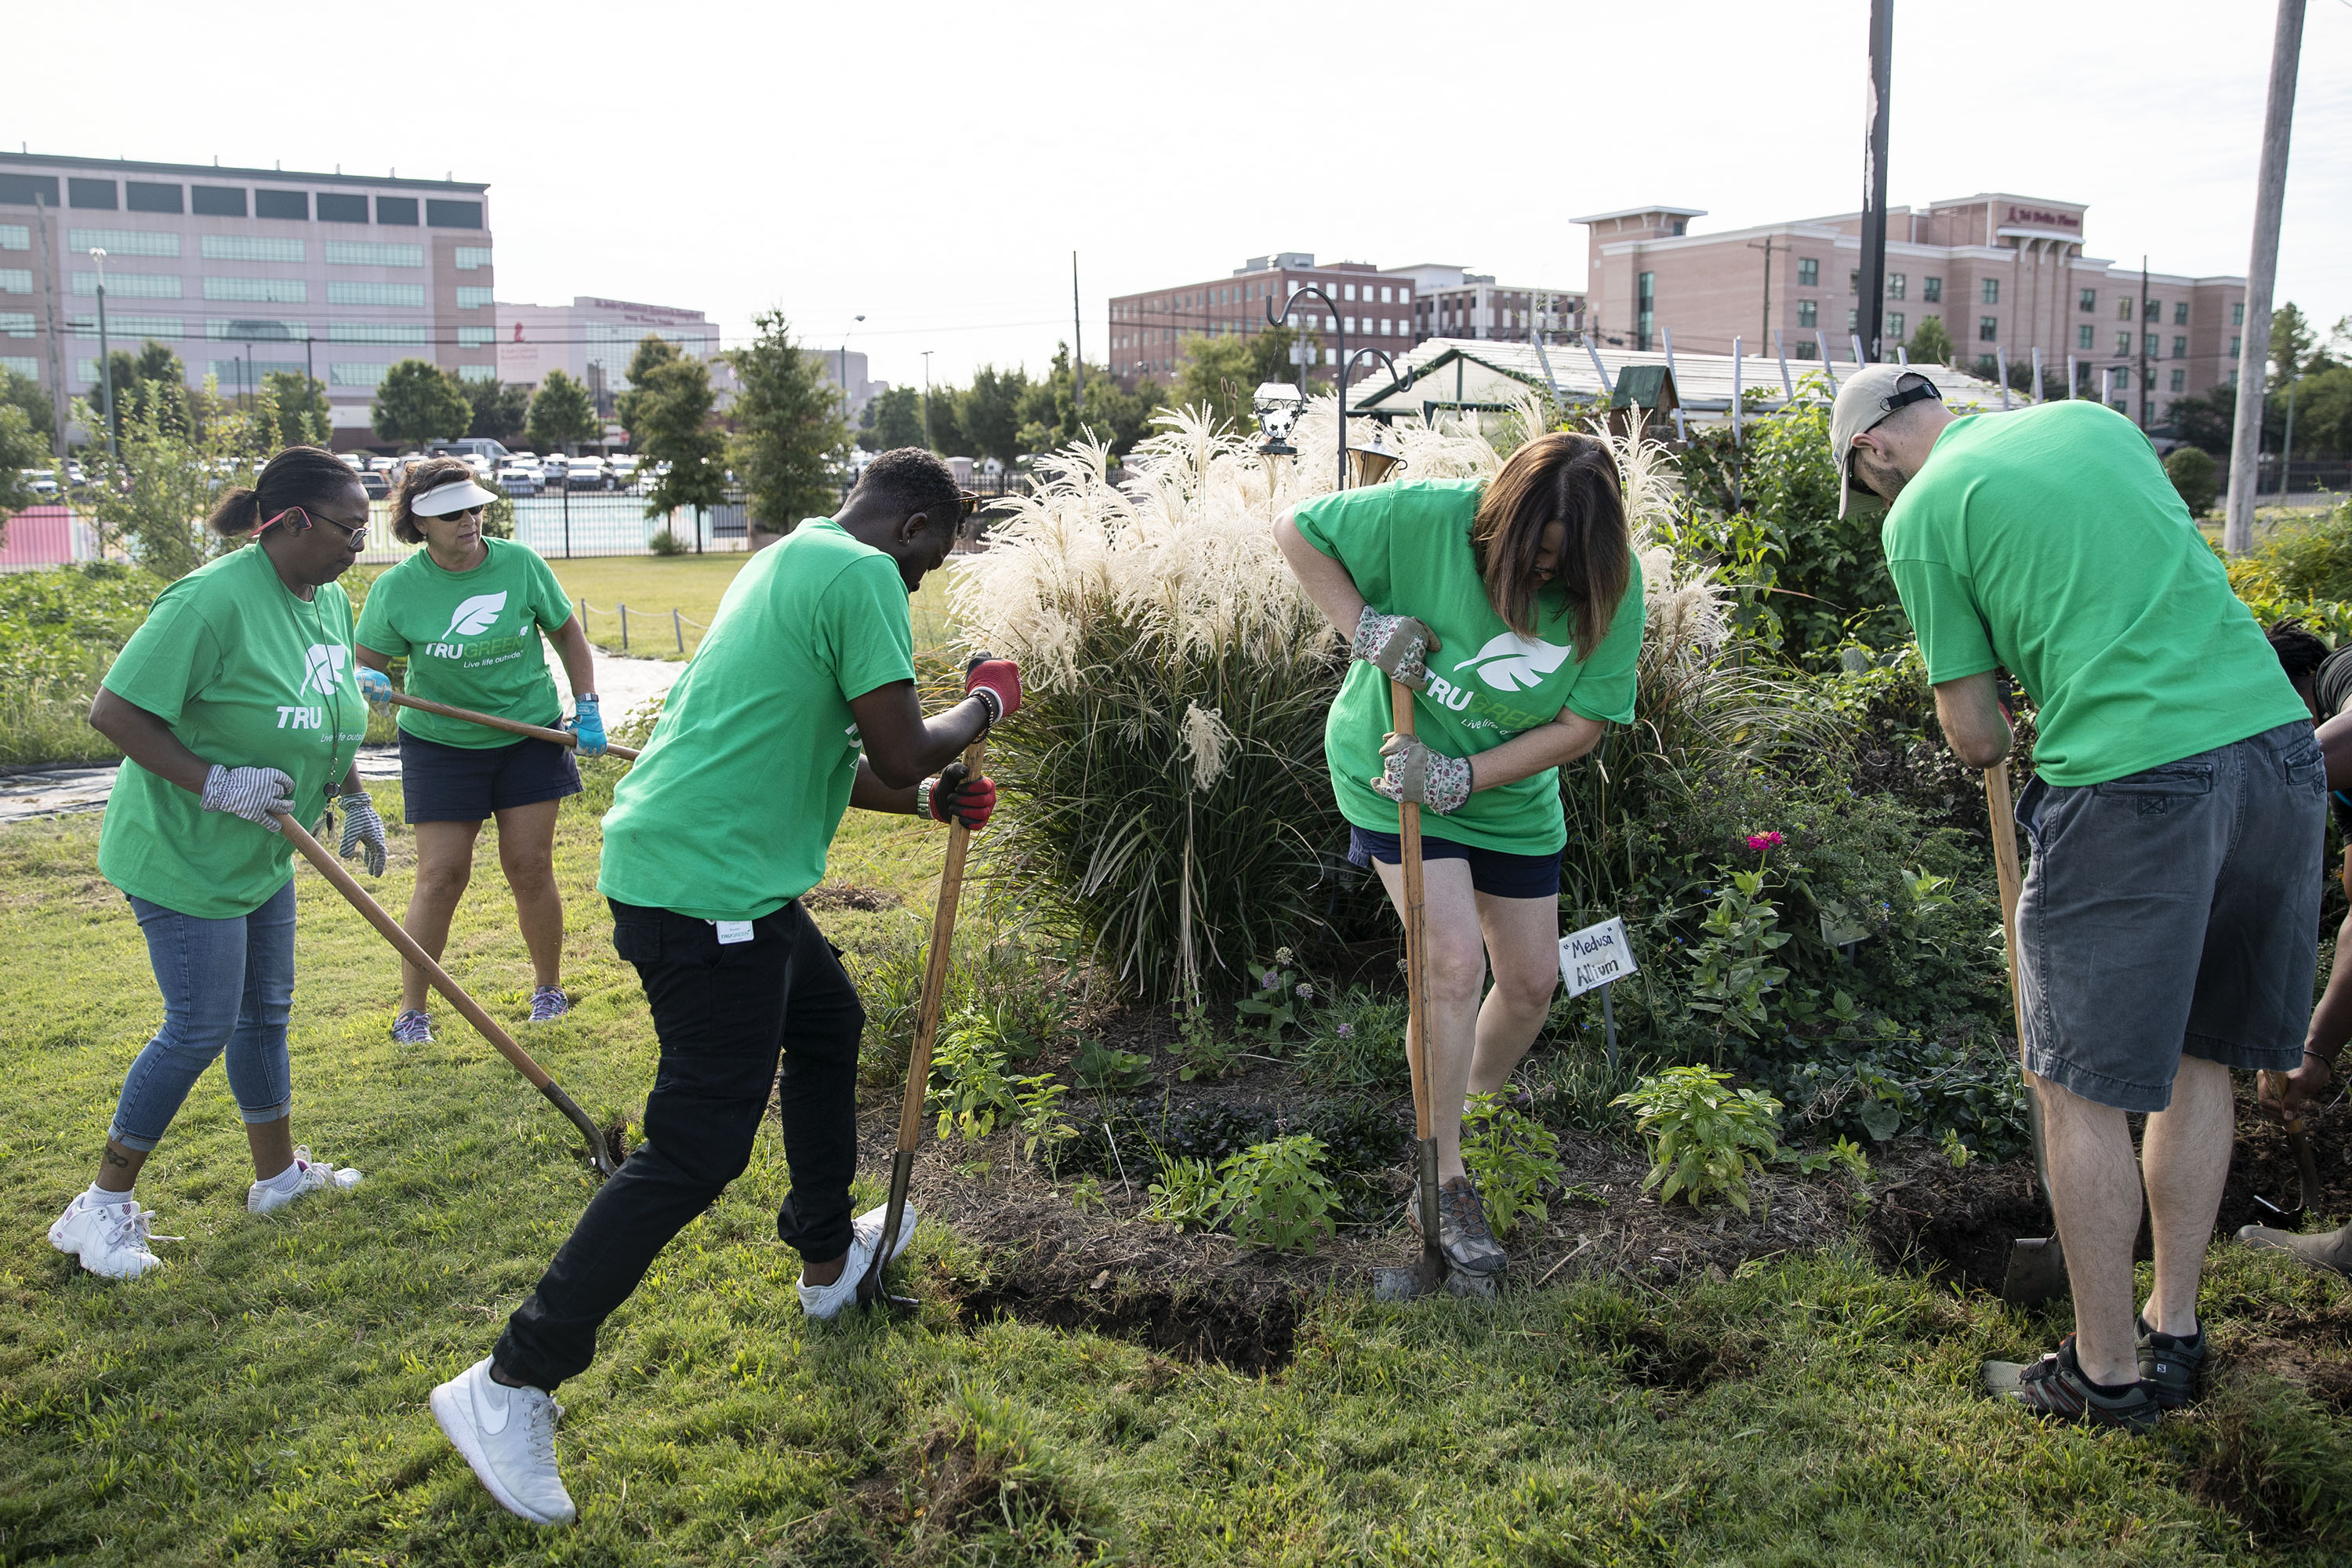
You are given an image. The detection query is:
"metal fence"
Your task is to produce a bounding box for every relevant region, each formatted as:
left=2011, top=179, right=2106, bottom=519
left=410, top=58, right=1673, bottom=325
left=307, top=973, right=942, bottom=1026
left=356, top=488, right=754, bottom=565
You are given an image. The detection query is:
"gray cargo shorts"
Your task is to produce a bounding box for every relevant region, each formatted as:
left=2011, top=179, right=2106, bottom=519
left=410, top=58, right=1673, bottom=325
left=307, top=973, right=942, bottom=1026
left=2015, top=721, right=2325, bottom=1112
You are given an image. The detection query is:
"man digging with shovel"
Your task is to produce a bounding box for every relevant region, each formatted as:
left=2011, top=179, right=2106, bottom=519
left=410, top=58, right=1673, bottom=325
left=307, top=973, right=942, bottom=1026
left=1838, top=368, right=2323, bottom=1431
left=429, top=449, right=1018, bottom=1526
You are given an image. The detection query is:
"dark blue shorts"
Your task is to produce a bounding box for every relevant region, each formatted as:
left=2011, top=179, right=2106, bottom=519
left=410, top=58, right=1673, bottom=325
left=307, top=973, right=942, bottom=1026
left=1348, top=826, right=1560, bottom=901
left=398, top=731, right=581, bottom=823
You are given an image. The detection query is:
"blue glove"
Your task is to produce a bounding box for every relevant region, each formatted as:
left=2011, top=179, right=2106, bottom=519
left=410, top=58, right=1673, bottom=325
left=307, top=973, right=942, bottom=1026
left=355, top=666, right=394, bottom=713
left=566, top=695, right=606, bottom=757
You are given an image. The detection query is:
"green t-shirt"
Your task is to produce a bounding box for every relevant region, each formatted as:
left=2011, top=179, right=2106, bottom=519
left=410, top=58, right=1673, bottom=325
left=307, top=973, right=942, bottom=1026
left=1882, top=400, right=2307, bottom=786
left=354, top=537, right=574, bottom=748
left=97, top=544, right=366, bottom=918
left=1294, top=479, right=1646, bottom=855
left=597, top=519, right=916, bottom=921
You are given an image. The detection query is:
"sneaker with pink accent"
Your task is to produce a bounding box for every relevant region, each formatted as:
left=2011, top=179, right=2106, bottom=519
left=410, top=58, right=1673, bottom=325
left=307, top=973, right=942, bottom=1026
left=528, top=986, right=570, bottom=1022
left=49, top=1192, right=178, bottom=1279
left=247, top=1147, right=362, bottom=1214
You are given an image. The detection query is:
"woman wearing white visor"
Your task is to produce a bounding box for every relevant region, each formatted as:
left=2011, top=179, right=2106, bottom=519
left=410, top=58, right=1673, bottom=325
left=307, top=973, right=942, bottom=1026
left=354, top=457, right=604, bottom=1041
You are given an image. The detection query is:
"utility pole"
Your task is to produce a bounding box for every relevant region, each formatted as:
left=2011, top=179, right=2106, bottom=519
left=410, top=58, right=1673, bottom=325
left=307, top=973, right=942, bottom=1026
left=2280, top=369, right=2301, bottom=498
left=1748, top=237, right=1773, bottom=351
left=921, top=349, right=934, bottom=451
left=90, top=249, right=117, bottom=469
left=34, top=193, right=67, bottom=460
left=2225, top=0, right=2307, bottom=554
left=1856, top=0, right=1894, bottom=363
left=2137, top=257, right=2150, bottom=429
left=1071, top=252, right=1084, bottom=421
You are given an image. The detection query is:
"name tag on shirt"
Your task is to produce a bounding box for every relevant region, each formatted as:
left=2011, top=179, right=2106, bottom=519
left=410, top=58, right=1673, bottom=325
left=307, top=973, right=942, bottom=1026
left=714, top=920, right=754, bottom=946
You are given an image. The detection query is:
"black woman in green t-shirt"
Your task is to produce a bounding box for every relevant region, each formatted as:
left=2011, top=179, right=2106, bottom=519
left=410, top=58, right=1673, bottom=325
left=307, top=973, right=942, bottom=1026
left=1276, top=432, right=1644, bottom=1283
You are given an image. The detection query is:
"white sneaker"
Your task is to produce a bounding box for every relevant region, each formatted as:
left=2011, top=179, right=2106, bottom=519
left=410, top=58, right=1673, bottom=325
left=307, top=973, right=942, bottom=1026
left=49, top=1192, right=176, bottom=1279
left=430, top=1357, right=577, bottom=1526
left=797, top=1203, right=920, bottom=1322
left=247, top=1147, right=362, bottom=1214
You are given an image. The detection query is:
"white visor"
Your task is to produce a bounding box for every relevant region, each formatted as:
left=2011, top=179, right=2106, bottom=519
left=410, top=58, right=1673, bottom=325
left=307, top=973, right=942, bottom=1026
left=411, top=477, right=499, bottom=517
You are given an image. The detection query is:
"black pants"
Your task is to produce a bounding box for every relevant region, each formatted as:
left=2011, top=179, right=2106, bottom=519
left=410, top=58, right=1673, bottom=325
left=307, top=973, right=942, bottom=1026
left=494, top=897, right=863, bottom=1391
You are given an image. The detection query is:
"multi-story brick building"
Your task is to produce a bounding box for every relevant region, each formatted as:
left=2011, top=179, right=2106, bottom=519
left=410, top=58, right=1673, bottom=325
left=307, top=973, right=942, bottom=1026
left=1, top=151, right=494, bottom=450
left=1108, top=253, right=1585, bottom=391
left=1574, top=197, right=2245, bottom=430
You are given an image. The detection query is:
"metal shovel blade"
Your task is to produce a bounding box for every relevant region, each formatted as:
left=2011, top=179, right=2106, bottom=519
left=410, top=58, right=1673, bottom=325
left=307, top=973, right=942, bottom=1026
left=855, top=1150, right=920, bottom=1318
left=1998, top=1236, right=2068, bottom=1307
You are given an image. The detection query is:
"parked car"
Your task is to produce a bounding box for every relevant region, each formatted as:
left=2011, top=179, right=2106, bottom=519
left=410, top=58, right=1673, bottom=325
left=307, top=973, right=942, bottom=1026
left=608, top=454, right=641, bottom=488
left=540, top=456, right=570, bottom=485
left=22, top=468, right=59, bottom=498
left=567, top=458, right=614, bottom=492
left=494, top=463, right=542, bottom=496
left=357, top=470, right=390, bottom=500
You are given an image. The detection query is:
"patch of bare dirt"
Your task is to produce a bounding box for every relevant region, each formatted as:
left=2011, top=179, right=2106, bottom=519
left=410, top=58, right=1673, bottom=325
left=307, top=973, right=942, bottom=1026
left=804, top=882, right=904, bottom=913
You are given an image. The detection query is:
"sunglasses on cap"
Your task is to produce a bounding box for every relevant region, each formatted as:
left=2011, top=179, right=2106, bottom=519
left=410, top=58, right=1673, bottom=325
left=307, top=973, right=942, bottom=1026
left=1846, top=379, right=1944, bottom=490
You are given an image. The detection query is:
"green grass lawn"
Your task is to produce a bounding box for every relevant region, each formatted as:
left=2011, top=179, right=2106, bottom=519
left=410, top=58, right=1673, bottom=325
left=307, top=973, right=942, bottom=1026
left=546, top=557, right=960, bottom=662
left=5, top=794, right=2352, bottom=1564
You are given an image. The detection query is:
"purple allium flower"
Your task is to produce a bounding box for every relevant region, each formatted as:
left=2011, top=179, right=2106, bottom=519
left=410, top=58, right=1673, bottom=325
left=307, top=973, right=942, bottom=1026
left=1294, top=983, right=1314, bottom=1000
left=1261, top=970, right=1279, bottom=989
left=1336, top=1022, right=1353, bottom=1037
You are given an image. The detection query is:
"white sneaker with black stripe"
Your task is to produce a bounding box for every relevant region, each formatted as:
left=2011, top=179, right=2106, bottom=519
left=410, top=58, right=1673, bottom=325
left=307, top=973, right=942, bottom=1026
left=797, top=1203, right=920, bottom=1321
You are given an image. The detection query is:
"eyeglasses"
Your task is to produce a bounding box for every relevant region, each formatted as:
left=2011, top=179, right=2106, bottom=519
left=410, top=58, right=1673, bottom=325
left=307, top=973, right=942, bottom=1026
left=263, top=506, right=368, bottom=546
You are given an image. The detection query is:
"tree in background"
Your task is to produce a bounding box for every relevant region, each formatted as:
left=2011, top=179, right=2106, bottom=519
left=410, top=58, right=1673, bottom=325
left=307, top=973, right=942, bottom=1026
left=1169, top=324, right=1301, bottom=434
left=259, top=372, right=332, bottom=448
left=527, top=368, right=600, bottom=455
left=372, top=358, right=472, bottom=445
left=88, top=342, right=191, bottom=445
left=79, top=381, right=289, bottom=579
left=958, top=365, right=1032, bottom=467
left=0, top=402, right=42, bottom=545
left=1904, top=316, right=1955, bottom=366
left=1016, top=345, right=1160, bottom=459
left=2, top=366, right=56, bottom=448
left=726, top=310, right=849, bottom=532
left=620, top=340, right=728, bottom=520
left=2272, top=303, right=2320, bottom=381
left=464, top=378, right=532, bottom=445
left=859, top=386, right=925, bottom=452
left=2163, top=447, right=2218, bottom=517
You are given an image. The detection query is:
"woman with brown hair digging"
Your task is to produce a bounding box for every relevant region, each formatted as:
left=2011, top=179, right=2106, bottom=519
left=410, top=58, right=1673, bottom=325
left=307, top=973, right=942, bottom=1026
left=353, top=458, right=604, bottom=1040
left=1276, top=430, right=1644, bottom=1283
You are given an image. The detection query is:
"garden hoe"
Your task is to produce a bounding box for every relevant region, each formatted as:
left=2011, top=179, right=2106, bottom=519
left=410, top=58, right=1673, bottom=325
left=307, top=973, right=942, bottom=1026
left=1371, top=679, right=1487, bottom=1302
left=856, top=729, right=990, bottom=1316
left=1982, top=766, right=2067, bottom=1308
left=381, top=689, right=640, bottom=760
left=274, top=809, right=623, bottom=1178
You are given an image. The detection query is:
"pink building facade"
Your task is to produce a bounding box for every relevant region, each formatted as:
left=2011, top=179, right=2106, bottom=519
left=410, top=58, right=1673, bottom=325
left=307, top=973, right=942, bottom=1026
left=1575, top=197, right=2245, bottom=430
left=2, top=151, right=494, bottom=451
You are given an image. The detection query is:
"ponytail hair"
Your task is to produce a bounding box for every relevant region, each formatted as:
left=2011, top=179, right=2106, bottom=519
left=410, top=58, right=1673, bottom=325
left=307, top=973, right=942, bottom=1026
left=206, top=445, right=361, bottom=539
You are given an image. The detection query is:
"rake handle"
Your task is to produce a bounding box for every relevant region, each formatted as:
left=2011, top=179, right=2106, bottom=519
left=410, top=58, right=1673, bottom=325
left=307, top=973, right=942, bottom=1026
left=384, top=689, right=639, bottom=761
left=1395, top=683, right=1433, bottom=1143
left=274, top=810, right=619, bottom=1175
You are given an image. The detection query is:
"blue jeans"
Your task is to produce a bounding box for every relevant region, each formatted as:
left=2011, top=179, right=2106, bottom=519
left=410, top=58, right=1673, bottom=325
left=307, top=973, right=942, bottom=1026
left=109, top=878, right=298, bottom=1150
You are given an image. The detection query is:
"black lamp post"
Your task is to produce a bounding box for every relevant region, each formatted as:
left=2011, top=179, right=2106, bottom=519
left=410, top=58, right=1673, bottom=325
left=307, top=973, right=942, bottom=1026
left=1262, top=283, right=1403, bottom=489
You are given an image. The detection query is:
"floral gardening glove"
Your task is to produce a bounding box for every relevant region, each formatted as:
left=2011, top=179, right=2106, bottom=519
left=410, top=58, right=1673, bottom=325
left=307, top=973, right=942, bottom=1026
left=1370, top=733, right=1472, bottom=815
left=1352, top=607, right=1440, bottom=691
left=337, top=792, right=387, bottom=877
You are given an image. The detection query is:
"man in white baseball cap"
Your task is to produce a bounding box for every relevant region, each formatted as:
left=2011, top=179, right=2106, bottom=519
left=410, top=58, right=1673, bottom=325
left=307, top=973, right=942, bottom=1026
left=1838, top=366, right=2323, bottom=1430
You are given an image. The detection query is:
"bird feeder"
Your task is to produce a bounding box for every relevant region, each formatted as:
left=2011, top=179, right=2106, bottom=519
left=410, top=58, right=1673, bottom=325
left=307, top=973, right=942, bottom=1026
left=1253, top=382, right=1306, bottom=459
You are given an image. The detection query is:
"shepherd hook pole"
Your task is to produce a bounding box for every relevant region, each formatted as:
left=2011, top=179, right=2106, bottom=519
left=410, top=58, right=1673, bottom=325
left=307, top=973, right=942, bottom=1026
left=2224, top=0, right=2307, bottom=555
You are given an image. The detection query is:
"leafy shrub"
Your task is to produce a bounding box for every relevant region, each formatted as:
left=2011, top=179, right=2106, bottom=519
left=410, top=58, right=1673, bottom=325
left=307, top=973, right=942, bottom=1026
left=1173, top=1005, right=1243, bottom=1083
left=1461, top=1094, right=1564, bottom=1237
left=1234, top=949, right=1323, bottom=1040
left=1071, top=1038, right=1152, bottom=1093
left=2227, top=498, right=2352, bottom=619
left=1613, top=1065, right=1783, bottom=1213
left=849, top=918, right=1069, bottom=1093
left=2165, top=446, right=2218, bottom=517
left=1684, top=869, right=1793, bottom=1042
left=1145, top=1153, right=1224, bottom=1229
left=648, top=527, right=689, bottom=557
left=928, top=1010, right=1023, bottom=1142
left=1014, top=1073, right=1078, bottom=1165
left=1216, top=1134, right=1340, bottom=1253
left=1293, top=985, right=1407, bottom=1088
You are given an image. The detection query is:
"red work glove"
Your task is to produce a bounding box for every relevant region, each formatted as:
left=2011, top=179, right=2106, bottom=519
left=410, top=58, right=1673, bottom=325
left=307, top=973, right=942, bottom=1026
left=965, top=656, right=1022, bottom=726
left=924, top=762, right=997, bottom=830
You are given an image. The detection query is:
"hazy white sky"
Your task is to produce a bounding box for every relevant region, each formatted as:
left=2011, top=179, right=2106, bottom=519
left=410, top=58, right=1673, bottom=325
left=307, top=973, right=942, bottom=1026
left=14, top=0, right=2349, bottom=390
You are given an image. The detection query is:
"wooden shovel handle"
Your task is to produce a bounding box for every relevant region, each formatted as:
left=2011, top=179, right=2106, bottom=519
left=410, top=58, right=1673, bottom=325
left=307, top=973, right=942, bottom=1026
left=385, top=689, right=639, bottom=761
left=895, top=735, right=989, bottom=1150
left=1983, top=764, right=2027, bottom=1067
left=1394, top=682, right=1433, bottom=1143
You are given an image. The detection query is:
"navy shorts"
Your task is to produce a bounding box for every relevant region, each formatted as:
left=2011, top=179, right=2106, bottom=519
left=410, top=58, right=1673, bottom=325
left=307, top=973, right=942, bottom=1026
left=2015, top=722, right=2325, bottom=1112
left=1348, top=826, right=1560, bottom=901
left=398, top=730, right=581, bottom=823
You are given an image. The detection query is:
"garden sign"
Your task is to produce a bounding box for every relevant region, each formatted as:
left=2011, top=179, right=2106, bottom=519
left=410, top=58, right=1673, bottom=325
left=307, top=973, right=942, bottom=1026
left=1559, top=916, right=1639, bottom=1071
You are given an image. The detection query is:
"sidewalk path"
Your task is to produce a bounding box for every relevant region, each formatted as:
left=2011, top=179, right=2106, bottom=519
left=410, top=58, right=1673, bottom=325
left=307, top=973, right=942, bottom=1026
left=0, top=644, right=685, bottom=826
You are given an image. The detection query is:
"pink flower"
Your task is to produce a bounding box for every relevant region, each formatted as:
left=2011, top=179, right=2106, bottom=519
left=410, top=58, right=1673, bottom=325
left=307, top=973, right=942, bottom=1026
left=1746, top=831, right=1784, bottom=851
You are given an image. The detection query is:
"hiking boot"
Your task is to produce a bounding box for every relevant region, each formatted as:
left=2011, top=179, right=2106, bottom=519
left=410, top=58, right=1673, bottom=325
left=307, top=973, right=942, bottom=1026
left=2238, top=1220, right=2352, bottom=1279
left=528, top=986, right=570, bottom=1022
left=49, top=1191, right=176, bottom=1279
left=391, top=1009, right=434, bottom=1045
left=1983, top=1334, right=2159, bottom=1432
left=430, top=1357, right=576, bottom=1526
left=797, top=1203, right=921, bottom=1322
left=247, top=1148, right=361, bottom=1214
left=2136, top=1317, right=2207, bottom=1410
left=1407, top=1176, right=1508, bottom=1277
